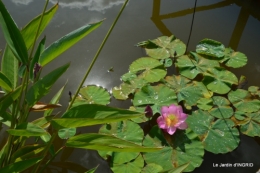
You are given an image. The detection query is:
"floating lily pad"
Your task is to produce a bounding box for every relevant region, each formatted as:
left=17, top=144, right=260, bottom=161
left=133, top=84, right=177, bottom=114
left=141, top=163, right=163, bottom=173
left=202, top=67, right=238, bottom=94
left=58, top=128, right=76, bottom=139
left=74, top=85, right=110, bottom=106
left=99, top=121, right=143, bottom=165
left=111, top=154, right=144, bottom=173
left=196, top=39, right=225, bottom=58
left=220, top=48, right=247, bottom=68
left=234, top=111, right=247, bottom=121
left=228, top=89, right=260, bottom=113
left=248, top=86, right=260, bottom=97
left=112, top=78, right=147, bottom=100
left=240, top=111, right=260, bottom=137
left=121, top=72, right=137, bottom=82
left=129, top=57, right=167, bottom=82
left=197, top=98, right=213, bottom=111
left=209, top=96, right=233, bottom=119
left=145, top=35, right=186, bottom=59
left=160, top=58, right=173, bottom=67
left=165, top=75, right=203, bottom=108
left=176, top=52, right=219, bottom=79
left=186, top=110, right=240, bottom=154
left=143, top=126, right=204, bottom=172
left=129, top=106, right=149, bottom=123
left=193, top=81, right=213, bottom=98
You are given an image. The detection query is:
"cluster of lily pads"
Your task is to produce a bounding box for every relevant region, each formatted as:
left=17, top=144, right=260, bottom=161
left=77, top=35, right=260, bottom=172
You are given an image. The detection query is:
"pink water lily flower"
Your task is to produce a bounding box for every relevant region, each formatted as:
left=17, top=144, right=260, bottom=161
left=157, top=104, right=188, bottom=135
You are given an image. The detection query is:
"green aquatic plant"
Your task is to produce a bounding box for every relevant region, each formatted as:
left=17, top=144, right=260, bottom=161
left=88, top=33, right=260, bottom=172
left=0, top=0, right=160, bottom=172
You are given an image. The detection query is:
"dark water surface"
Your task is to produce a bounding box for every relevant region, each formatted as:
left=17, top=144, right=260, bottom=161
left=0, top=0, right=260, bottom=172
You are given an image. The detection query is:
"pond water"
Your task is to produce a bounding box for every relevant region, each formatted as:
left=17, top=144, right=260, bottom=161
left=0, top=0, right=260, bottom=172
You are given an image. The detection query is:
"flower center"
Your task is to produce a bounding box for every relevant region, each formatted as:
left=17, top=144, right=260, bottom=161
left=165, top=114, right=178, bottom=127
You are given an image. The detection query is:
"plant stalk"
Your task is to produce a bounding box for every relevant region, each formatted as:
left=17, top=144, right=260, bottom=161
left=67, top=0, right=129, bottom=110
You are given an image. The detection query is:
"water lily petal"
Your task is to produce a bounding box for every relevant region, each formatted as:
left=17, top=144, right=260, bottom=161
left=167, top=126, right=176, bottom=135
left=157, top=116, right=166, bottom=129
left=161, top=106, right=169, bottom=114
left=168, top=104, right=179, bottom=115
left=178, top=122, right=188, bottom=129
left=179, top=113, right=188, bottom=121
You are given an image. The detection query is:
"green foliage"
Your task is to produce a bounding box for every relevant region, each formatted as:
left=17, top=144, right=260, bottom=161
left=73, top=85, right=110, bottom=106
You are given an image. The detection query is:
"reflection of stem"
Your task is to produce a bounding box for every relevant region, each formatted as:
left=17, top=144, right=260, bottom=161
left=186, top=0, right=197, bottom=52
left=228, top=4, right=250, bottom=50
left=68, top=0, right=129, bottom=110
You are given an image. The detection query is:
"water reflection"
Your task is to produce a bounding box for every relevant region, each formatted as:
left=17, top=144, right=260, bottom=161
left=12, top=0, right=125, bottom=12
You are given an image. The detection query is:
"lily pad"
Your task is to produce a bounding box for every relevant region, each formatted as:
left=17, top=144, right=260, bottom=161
left=165, top=75, right=203, bottom=108
left=58, top=128, right=76, bottom=139
left=239, top=111, right=260, bottom=137
left=74, top=85, right=110, bottom=106
left=202, top=67, right=238, bottom=94
left=176, top=52, right=219, bottom=79
left=121, top=72, right=137, bottom=82
left=209, top=96, right=233, bottom=119
left=160, top=58, right=173, bottom=67
left=228, top=89, right=260, bottom=113
left=129, top=106, right=149, bottom=123
left=197, top=98, right=213, bottom=111
left=99, top=120, right=143, bottom=164
left=220, top=48, right=247, bottom=68
left=112, top=77, right=148, bottom=100
left=133, top=84, right=177, bottom=114
left=248, top=86, right=260, bottom=97
left=111, top=154, right=144, bottom=173
left=145, top=35, right=186, bottom=59
left=129, top=57, right=166, bottom=82
left=186, top=110, right=240, bottom=154
left=196, top=39, right=225, bottom=58
left=141, top=163, right=163, bottom=173
left=143, top=126, right=204, bottom=172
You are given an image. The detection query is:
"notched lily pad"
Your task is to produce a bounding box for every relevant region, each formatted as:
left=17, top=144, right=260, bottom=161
left=143, top=126, right=204, bottom=172
left=133, top=84, right=177, bottom=114
left=239, top=111, right=260, bottom=137
left=248, top=86, right=260, bottom=97
left=220, top=48, right=247, bottom=68
left=202, top=67, right=238, bottom=94
left=165, top=75, right=203, bottom=108
left=197, top=98, right=213, bottom=110
left=228, top=89, right=260, bottom=113
left=209, top=96, right=233, bottom=119
left=145, top=35, right=186, bottom=59
left=112, top=77, right=147, bottom=100
left=196, top=38, right=225, bottom=58
left=176, top=52, right=219, bottom=79
left=74, top=85, right=110, bottom=106
left=186, top=110, right=240, bottom=154
left=129, top=57, right=167, bottom=82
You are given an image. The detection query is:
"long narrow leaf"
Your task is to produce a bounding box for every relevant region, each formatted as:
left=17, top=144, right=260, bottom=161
left=66, top=133, right=162, bottom=152
left=21, top=3, right=58, bottom=49
left=1, top=46, right=18, bottom=89
left=0, top=1, right=28, bottom=64
left=51, top=104, right=144, bottom=129
left=25, top=63, right=70, bottom=107
left=7, top=123, right=47, bottom=137
left=0, top=86, right=22, bottom=113
left=0, top=157, right=43, bottom=172
left=0, top=71, right=12, bottom=92
left=39, top=20, right=104, bottom=67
